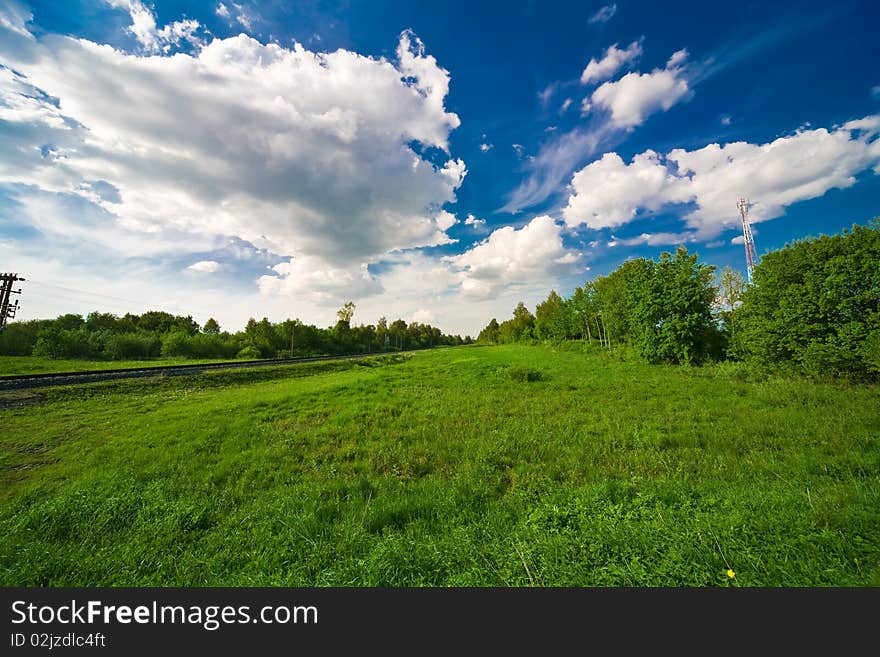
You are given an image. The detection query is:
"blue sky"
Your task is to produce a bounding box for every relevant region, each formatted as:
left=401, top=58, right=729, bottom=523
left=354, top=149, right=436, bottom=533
left=1, top=0, right=878, bottom=335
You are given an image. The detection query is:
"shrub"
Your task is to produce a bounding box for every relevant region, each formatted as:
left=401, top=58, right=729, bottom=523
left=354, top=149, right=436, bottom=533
left=508, top=365, right=543, bottom=382
left=105, top=333, right=160, bottom=360
left=32, top=328, right=91, bottom=359
left=236, top=345, right=262, bottom=360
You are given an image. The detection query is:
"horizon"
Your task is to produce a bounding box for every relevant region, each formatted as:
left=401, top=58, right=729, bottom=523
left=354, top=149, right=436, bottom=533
left=1, top=0, right=879, bottom=336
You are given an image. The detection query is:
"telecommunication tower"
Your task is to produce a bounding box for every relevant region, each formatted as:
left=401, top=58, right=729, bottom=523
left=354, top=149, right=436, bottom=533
left=737, top=198, right=758, bottom=283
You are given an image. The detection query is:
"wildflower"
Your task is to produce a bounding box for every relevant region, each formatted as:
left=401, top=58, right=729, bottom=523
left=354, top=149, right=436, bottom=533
left=727, top=569, right=735, bottom=578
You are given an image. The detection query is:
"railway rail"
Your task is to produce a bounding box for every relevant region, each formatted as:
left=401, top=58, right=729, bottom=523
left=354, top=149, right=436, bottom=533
left=0, top=351, right=412, bottom=391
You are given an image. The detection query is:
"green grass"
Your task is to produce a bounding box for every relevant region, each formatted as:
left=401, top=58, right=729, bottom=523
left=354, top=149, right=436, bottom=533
left=0, top=355, right=238, bottom=376
left=0, top=344, right=878, bottom=586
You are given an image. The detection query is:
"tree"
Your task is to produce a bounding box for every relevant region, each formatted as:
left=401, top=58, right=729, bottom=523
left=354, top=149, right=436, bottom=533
left=389, top=319, right=407, bottom=349
left=630, top=246, right=720, bottom=364
left=203, top=317, right=221, bottom=334
left=714, top=266, right=747, bottom=341
left=535, top=291, right=569, bottom=340
left=732, top=222, right=880, bottom=378
left=337, top=301, right=356, bottom=327
left=477, top=318, right=500, bottom=344
left=376, top=316, right=388, bottom=349
left=569, top=284, right=598, bottom=342
left=593, top=258, right=650, bottom=346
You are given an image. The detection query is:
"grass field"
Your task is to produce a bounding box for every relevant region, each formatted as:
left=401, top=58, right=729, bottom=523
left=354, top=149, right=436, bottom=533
left=0, top=355, right=238, bottom=376
left=1, top=344, right=878, bottom=586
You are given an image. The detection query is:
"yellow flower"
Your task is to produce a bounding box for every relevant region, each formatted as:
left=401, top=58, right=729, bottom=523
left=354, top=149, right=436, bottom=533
left=727, top=569, right=735, bottom=578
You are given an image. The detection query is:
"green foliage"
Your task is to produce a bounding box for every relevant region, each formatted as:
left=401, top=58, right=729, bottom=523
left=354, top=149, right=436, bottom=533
left=236, top=345, right=262, bottom=360
left=732, top=222, right=880, bottom=380
left=477, top=246, right=720, bottom=363
left=507, top=365, right=543, bottom=382
left=3, top=308, right=470, bottom=362
left=630, top=246, right=721, bottom=364
left=534, top=291, right=569, bottom=340
left=202, top=318, right=221, bottom=334
left=32, top=328, right=92, bottom=359
left=478, top=318, right=500, bottom=344
left=1, top=345, right=877, bottom=586
left=105, top=333, right=161, bottom=360
left=593, top=258, right=650, bottom=346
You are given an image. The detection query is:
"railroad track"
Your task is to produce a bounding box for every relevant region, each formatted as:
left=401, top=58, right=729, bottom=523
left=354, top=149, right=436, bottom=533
left=0, top=351, right=413, bottom=391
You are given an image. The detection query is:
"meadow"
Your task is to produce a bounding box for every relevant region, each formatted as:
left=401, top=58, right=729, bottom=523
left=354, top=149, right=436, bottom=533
left=0, top=344, right=877, bottom=586
left=0, top=355, right=241, bottom=376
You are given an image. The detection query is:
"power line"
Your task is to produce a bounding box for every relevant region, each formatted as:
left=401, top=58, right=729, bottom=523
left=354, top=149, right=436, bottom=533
left=24, top=278, right=192, bottom=316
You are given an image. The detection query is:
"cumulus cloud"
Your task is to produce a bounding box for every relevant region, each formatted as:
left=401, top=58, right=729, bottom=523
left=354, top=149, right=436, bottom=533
left=258, top=257, right=382, bottom=303
left=563, top=116, right=880, bottom=236
left=505, top=46, right=692, bottom=213
left=188, top=260, right=221, bottom=272
left=103, top=0, right=203, bottom=53
left=580, top=40, right=642, bottom=85
left=410, top=308, right=434, bottom=324
left=584, top=49, right=692, bottom=129
left=0, top=0, right=32, bottom=39
left=588, top=4, right=617, bottom=24
left=445, top=215, right=581, bottom=299
left=464, top=214, right=487, bottom=228
left=0, top=23, right=465, bottom=275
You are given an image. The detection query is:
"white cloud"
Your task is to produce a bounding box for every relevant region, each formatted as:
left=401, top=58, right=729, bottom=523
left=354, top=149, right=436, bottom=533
left=512, top=143, right=525, bottom=158
left=563, top=151, right=688, bottom=229
left=872, top=85, right=880, bottom=98
left=721, top=115, right=732, bottom=126
left=588, top=4, right=617, bottom=24
left=103, top=0, right=203, bottom=53
left=445, top=215, right=582, bottom=299
left=560, top=97, right=573, bottom=113
left=506, top=46, right=692, bottom=213
left=215, top=4, right=231, bottom=19
left=259, top=257, right=382, bottom=303
left=538, top=82, right=558, bottom=108
left=0, top=27, right=465, bottom=269
left=464, top=214, right=486, bottom=228
left=580, top=40, right=643, bottom=85
left=585, top=49, right=692, bottom=129
left=410, top=308, right=434, bottom=324
left=610, top=232, right=699, bottom=247
left=188, top=260, right=221, bottom=272
left=480, top=142, right=493, bottom=152
left=0, top=0, right=32, bottom=39
left=563, top=116, right=880, bottom=236
left=231, top=3, right=257, bottom=31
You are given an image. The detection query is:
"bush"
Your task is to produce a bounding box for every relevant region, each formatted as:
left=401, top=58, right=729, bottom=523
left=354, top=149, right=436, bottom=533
left=105, top=333, right=160, bottom=360
left=862, top=330, right=880, bottom=374
left=236, top=345, right=262, bottom=360
left=508, top=365, right=543, bottom=382
left=32, top=328, right=91, bottom=359
left=733, top=222, right=880, bottom=379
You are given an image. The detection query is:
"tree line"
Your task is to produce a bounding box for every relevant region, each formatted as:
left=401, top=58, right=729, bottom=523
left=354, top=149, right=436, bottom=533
left=478, top=221, right=880, bottom=380
left=0, top=302, right=473, bottom=360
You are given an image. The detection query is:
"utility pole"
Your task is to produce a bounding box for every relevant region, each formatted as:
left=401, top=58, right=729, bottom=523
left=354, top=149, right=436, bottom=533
left=0, top=273, right=25, bottom=332
left=289, top=319, right=299, bottom=358
left=737, top=198, right=759, bottom=283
